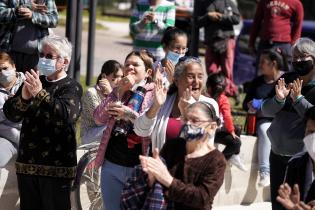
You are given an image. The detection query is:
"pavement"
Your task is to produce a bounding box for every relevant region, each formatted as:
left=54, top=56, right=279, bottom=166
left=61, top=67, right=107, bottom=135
left=213, top=202, right=271, bottom=210
left=52, top=19, right=132, bottom=79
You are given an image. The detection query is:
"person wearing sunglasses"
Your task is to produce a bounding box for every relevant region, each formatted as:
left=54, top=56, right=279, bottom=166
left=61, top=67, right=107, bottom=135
left=0, top=52, right=25, bottom=168
left=138, top=101, right=226, bottom=210
left=3, top=35, right=82, bottom=210
left=134, top=56, right=219, bottom=151
left=80, top=60, right=123, bottom=145
left=261, top=38, right=315, bottom=210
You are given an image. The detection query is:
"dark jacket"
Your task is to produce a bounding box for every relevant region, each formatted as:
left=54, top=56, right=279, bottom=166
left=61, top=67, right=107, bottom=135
left=198, top=0, right=240, bottom=48
left=284, top=152, right=314, bottom=203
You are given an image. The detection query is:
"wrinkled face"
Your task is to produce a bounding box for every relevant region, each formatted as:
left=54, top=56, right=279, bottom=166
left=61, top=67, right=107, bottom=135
left=102, top=68, right=123, bottom=88
left=177, top=63, right=205, bottom=99
left=165, top=35, right=188, bottom=55
left=184, top=105, right=217, bottom=151
left=259, top=54, right=274, bottom=75
left=124, top=55, right=149, bottom=83
left=305, top=119, right=315, bottom=136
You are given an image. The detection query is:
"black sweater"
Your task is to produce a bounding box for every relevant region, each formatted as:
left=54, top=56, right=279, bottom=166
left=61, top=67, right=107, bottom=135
left=4, top=76, right=82, bottom=179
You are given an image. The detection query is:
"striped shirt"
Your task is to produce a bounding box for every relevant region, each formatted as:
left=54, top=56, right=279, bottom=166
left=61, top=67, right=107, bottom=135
left=0, top=0, right=58, bottom=51
left=130, top=0, right=175, bottom=60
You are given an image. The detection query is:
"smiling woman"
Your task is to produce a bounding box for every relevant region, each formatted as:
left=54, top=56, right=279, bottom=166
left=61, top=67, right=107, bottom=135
left=134, top=56, right=219, bottom=151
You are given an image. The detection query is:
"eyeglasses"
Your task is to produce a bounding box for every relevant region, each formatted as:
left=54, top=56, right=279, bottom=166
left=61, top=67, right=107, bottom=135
left=39, top=52, right=59, bottom=60
left=184, top=118, right=212, bottom=126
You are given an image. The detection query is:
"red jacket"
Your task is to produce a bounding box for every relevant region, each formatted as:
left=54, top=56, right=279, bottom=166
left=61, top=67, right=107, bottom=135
left=218, top=94, right=235, bottom=133
left=249, top=0, right=304, bottom=47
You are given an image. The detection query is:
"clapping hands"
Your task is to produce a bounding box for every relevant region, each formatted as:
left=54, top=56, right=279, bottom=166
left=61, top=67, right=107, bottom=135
left=22, top=70, right=42, bottom=100
left=275, top=78, right=303, bottom=102
left=139, top=148, right=173, bottom=187
left=277, top=183, right=315, bottom=210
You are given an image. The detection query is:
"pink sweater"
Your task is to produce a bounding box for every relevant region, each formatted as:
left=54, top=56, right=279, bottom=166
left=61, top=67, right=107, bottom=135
left=93, top=83, right=155, bottom=168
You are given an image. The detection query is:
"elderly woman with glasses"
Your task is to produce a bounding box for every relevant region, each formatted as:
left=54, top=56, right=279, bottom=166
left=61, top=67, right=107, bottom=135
left=129, top=101, right=226, bottom=210
left=3, top=35, right=83, bottom=210
left=135, top=56, right=219, bottom=150
left=261, top=37, right=315, bottom=210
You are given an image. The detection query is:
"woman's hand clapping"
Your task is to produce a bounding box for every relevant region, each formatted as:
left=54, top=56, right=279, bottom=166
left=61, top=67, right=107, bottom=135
left=22, top=69, right=42, bottom=100
left=275, top=78, right=290, bottom=101
left=290, top=78, right=303, bottom=102
left=140, top=148, right=173, bottom=188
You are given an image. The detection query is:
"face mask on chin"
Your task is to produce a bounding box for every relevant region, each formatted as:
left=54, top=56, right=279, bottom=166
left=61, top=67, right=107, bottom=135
left=0, top=69, right=16, bottom=85
left=292, top=60, right=314, bottom=76
left=303, top=133, right=315, bottom=161
left=37, top=57, right=57, bottom=76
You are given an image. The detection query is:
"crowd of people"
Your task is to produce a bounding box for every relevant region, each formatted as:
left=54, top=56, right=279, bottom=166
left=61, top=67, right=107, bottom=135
left=0, top=0, right=314, bottom=210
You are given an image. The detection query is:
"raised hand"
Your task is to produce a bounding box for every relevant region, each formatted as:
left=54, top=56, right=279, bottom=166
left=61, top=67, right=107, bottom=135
left=178, top=86, right=192, bottom=117
left=24, top=70, right=42, bottom=97
left=153, top=74, right=167, bottom=107
left=275, top=78, right=290, bottom=101
left=98, top=77, right=112, bottom=95
left=276, top=183, right=300, bottom=210
left=290, top=78, right=303, bottom=102
left=163, top=59, right=175, bottom=84
left=116, top=75, right=135, bottom=99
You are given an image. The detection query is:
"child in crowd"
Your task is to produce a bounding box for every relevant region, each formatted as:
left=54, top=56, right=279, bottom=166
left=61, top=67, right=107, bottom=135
left=206, top=72, right=246, bottom=171
left=155, top=26, right=188, bottom=89
left=80, top=60, right=123, bottom=144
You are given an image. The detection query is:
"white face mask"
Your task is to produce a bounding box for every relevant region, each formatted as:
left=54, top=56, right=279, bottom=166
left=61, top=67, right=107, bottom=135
left=0, top=69, right=16, bottom=85
left=37, top=57, right=57, bottom=76
left=303, top=133, right=315, bottom=161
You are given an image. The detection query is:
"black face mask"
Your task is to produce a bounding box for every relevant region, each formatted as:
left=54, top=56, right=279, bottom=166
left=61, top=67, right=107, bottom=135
left=292, top=60, right=314, bottom=76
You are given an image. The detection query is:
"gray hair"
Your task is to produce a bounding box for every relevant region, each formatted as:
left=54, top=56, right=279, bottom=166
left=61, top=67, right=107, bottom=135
left=174, top=57, right=207, bottom=85
left=292, top=37, right=315, bottom=58
left=38, top=35, right=72, bottom=61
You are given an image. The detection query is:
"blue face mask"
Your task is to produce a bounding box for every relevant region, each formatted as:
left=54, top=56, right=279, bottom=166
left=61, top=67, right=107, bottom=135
left=37, top=57, right=57, bottom=76
left=179, top=124, right=205, bottom=142
left=166, top=51, right=184, bottom=65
